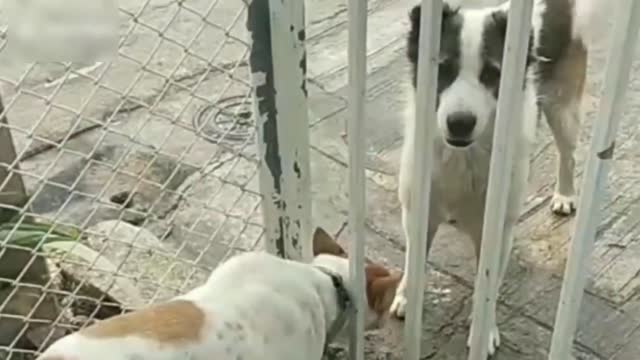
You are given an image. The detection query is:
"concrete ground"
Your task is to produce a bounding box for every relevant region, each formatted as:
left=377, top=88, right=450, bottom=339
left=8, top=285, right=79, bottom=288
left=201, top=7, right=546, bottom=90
left=1, top=0, right=639, bottom=359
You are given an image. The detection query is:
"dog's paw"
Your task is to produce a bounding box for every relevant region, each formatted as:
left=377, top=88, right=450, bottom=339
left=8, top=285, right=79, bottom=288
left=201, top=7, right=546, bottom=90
left=550, top=193, right=576, bottom=216
left=467, top=322, right=501, bottom=357
left=486, top=326, right=501, bottom=356
left=390, top=293, right=407, bottom=319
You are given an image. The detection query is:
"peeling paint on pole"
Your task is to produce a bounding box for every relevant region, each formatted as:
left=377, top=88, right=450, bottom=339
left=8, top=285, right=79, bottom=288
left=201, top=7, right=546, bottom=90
left=247, top=0, right=312, bottom=261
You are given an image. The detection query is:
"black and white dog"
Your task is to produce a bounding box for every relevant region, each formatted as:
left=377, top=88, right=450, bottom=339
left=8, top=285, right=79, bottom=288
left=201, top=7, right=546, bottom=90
left=392, top=0, right=609, bottom=355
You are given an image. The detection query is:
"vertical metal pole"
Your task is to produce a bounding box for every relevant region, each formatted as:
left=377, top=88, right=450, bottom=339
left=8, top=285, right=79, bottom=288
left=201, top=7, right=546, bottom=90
left=346, top=0, right=367, bottom=358
left=548, top=1, right=640, bottom=358
left=468, top=2, right=533, bottom=360
left=0, top=95, right=28, bottom=223
left=404, top=1, right=442, bottom=359
left=247, top=0, right=313, bottom=261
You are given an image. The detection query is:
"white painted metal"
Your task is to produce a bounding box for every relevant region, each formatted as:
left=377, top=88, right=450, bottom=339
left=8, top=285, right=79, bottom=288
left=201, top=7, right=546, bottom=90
left=346, top=0, right=368, bottom=358
left=404, top=1, right=442, bottom=359
left=468, top=1, right=533, bottom=360
left=548, top=1, right=640, bottom=358
left=252, top=0, right=312, bottom=261
left=267, top=0, right=313, bottom=261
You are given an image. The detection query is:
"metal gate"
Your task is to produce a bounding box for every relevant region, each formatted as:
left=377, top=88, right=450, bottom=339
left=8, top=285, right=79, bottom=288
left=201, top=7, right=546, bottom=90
left=248, top=0, right=640, bottom=359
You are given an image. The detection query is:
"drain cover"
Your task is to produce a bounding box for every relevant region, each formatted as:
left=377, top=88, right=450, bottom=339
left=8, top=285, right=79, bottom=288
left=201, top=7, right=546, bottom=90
left=193, top=95, right=254, bottom=146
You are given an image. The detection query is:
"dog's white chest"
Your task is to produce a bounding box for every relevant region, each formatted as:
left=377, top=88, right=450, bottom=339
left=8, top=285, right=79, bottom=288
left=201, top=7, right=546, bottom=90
left=433, top=144, right=491, bottom=221
left=437, top=146, right=489, bottom=192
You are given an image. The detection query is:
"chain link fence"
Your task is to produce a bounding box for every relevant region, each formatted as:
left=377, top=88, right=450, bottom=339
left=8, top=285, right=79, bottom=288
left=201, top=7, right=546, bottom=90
left=0, top=0, right=284, bottom=358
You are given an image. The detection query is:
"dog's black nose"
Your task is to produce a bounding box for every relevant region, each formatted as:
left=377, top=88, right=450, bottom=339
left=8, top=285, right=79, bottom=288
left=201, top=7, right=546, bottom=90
left=446, top=112, right=477, bottom=138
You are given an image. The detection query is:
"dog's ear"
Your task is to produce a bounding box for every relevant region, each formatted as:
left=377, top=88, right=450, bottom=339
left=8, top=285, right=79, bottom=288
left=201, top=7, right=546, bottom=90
left=365, top=264, right=402, bottom=316
left=407, top=3, right=458, bottom=63
left=312, top=227, right=347, bottom=257
left=490, top=10, right=508, bottom=41
left=407, top=4, right=422, bottom=64
left=409, top=4, right=421, bottom=32
left=489, top=9, right=536, bottom=66
left=409, top=3, right=458, bottom=33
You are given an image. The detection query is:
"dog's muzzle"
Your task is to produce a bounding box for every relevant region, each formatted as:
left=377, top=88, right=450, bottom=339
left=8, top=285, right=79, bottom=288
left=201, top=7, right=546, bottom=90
left=446, top=111, right=476, bottom=148
left=446, top=138, right=473, bottom=148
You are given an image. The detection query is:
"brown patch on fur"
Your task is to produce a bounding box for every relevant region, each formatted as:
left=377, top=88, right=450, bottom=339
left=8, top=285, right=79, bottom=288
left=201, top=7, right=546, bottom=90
left=313, top=226, right=402, bottom=314
left=80, top=300, right=205, bottom=344
left=365, top=264, right=402, bottom=315
left=570, top=40, right=588, bottom=100
left=540, top=38, right=588, bottom=107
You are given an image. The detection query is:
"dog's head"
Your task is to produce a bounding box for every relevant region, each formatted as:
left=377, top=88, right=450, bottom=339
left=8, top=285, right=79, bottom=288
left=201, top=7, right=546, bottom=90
left=407, top=3, right=535, bottom=148
left=311, top=227, right=401, bottom=333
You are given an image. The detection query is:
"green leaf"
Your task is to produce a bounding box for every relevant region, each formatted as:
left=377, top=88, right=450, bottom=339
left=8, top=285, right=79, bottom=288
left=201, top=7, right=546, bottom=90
left=0, top=221, right=81, bottom=249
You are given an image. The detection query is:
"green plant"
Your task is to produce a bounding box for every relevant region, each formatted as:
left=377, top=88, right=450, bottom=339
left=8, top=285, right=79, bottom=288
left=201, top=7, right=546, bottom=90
left=0, top=219, right=142, bottom=302
left=0, top=221, right=81, bottom=249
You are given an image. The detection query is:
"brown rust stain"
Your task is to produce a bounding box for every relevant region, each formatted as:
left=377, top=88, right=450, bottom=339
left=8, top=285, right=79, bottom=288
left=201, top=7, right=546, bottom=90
left=80, top=300, right=206, bottom=344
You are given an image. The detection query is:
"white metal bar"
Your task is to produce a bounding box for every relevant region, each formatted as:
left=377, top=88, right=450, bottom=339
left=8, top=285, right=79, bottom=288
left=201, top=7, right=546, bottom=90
left=267, top=0, right=313, bottom=262
left=468, top=2, right=533, bottom=360
left=346, top=0, right=367, bottom=358
left=404, top=1, right=442, bottom=359
left=548, top=1, right=640, bottom=358
left=247, top=0, right=313, bottom=261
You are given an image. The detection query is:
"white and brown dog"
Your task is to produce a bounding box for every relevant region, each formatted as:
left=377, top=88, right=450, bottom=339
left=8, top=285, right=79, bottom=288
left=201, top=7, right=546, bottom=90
left=37, top=228, right=401, bottom=360
left=392, top=0, right=610, bottom=356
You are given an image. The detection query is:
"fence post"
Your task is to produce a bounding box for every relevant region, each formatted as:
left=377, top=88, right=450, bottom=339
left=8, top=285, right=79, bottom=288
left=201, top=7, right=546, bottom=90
left=468, top=2, right=533, bottom=360
left=0, top=94, right=28, bottom=223
left=346, top=0, right=367, bottom=358
left=548, top=1, right=640, bottom=358
left=246, top=0, right=312, bottom=261
left=404, top=1, right=442, bottom=359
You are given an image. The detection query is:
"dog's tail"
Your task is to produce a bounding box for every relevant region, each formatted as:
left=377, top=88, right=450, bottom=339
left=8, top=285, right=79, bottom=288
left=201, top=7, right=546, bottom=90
left=572, top=0, right=615, bottom=55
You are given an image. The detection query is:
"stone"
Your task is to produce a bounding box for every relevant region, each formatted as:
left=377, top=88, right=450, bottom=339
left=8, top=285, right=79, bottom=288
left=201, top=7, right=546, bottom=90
left=54, top=220, right=203, bottom=310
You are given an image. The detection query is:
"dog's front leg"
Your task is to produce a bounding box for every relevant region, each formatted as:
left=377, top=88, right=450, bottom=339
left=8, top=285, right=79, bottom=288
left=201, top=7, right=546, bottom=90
left=467, top=163, right=527, bottom=356
left=466, top=216, right=516, bottom=357
left=390, top=197, right=440, bottom=318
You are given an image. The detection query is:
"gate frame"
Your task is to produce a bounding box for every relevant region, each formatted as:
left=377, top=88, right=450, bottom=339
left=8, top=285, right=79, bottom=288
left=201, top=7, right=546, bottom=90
left=549, top=1, right=640, bottom=358
left=248, top=0, right=640, bottom=359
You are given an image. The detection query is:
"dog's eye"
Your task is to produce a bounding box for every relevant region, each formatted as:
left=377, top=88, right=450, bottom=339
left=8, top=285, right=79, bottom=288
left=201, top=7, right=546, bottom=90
left=439, top=59, right=456, bottom=74
left=480, top=63, right=501, bottom=86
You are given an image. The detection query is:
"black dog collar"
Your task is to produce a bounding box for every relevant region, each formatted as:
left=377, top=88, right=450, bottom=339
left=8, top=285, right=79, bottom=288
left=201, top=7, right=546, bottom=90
left=315, top=266, right=356, bottom=356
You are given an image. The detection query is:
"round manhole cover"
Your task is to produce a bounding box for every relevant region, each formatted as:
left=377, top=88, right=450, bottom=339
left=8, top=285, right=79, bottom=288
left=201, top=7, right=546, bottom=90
left=193, top=95, right=254, bottom=146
